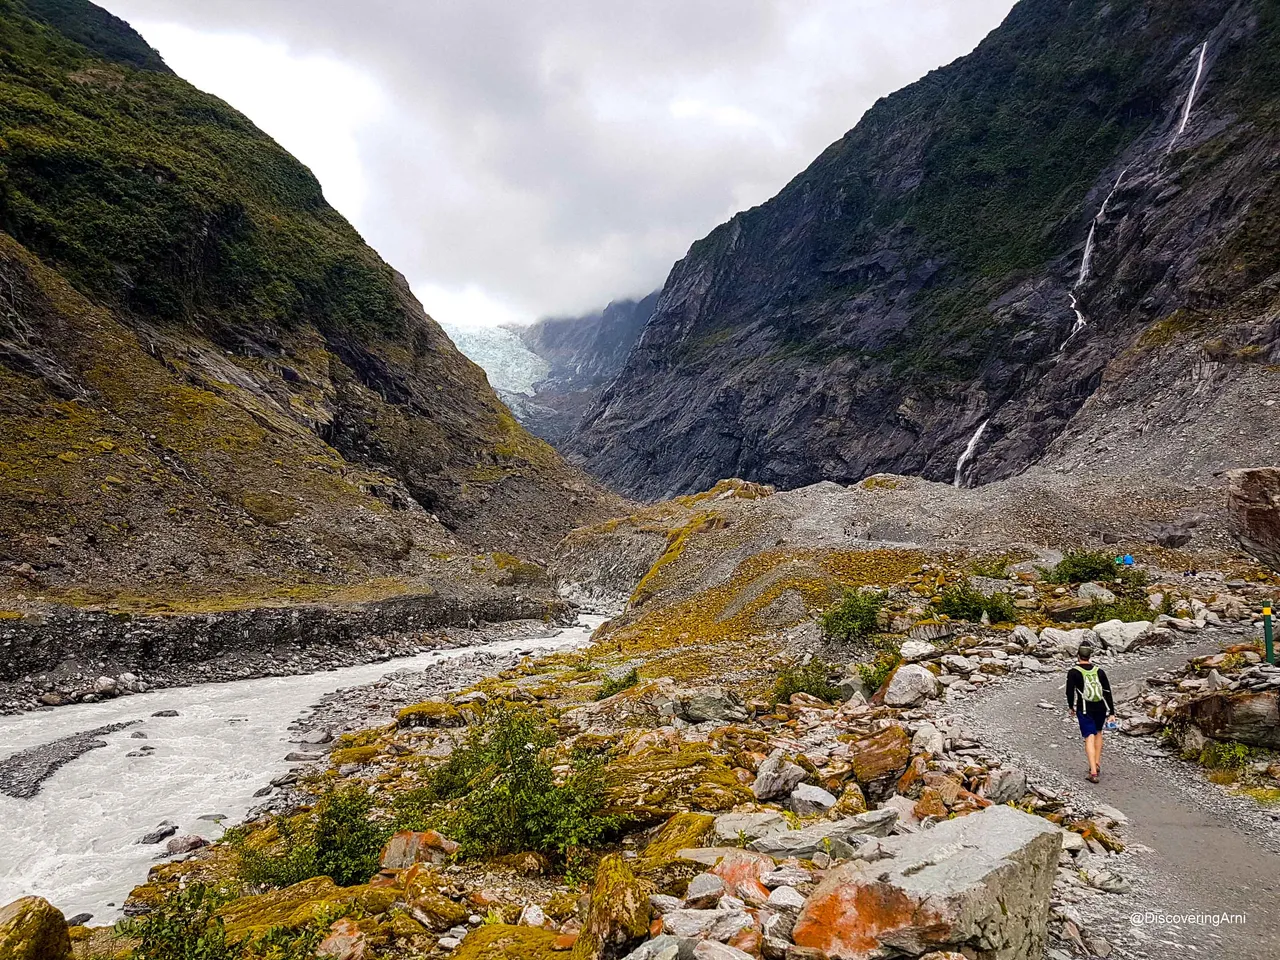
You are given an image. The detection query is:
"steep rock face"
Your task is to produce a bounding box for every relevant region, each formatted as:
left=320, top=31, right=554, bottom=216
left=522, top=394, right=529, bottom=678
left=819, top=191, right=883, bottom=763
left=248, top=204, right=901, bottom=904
left=569, top=0, right=1280, bottom=500
left=512, top=294, right=658, bottom=444
left=0, top=0, right=621, bottom=603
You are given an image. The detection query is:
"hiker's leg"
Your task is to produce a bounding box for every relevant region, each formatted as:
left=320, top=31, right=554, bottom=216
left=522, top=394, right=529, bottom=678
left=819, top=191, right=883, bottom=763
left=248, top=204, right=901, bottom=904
left=1096, top=729, right=1105, bottom=771
left=1086, top=734, right=1100, bottom=774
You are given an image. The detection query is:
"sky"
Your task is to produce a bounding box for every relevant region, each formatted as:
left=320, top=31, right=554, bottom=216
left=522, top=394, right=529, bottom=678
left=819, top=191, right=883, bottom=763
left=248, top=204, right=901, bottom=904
left=100, top=1, right=1017, bottom=328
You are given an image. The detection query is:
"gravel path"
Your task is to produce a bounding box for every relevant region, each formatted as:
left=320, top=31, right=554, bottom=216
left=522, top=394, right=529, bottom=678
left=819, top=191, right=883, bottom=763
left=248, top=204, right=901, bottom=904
left=965, top=635, right=1280, bottom=960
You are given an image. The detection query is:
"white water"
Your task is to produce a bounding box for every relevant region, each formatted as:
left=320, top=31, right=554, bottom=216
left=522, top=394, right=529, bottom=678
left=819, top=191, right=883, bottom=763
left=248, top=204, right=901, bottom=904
left=1075, top=224, right=1097, bottom=288
left=953, top=419, right=989, bottom=488
left=0, top=617, right=603, bottom=922
left=1170, top=41, right=1208, bottom=149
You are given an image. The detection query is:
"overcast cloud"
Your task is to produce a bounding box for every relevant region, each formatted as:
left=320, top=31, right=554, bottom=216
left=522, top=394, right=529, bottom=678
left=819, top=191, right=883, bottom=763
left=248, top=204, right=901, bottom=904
left=100, top=1, right=1016, bottom=326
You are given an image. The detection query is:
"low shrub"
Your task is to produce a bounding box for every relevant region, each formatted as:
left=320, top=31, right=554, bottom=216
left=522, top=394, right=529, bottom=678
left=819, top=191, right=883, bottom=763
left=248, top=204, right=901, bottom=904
left=857, top=646, right=902, bottom=694
left=399, top=708, right=618, bottom=862
left=232, top=816, right=318, bottom=890
left=772, top=660, right=841, bottom=705
left=313, top=786, right=385, bottom=886
left=1045, top=551, right=1148, bottom=589
left=821, top=590, right=884, bottom=641
left=1200, top=740, right=1253, bottom=770
left=596, top=668, right=640, bottom=700
left=1084, top=596, right=1153, bottom=624
left=937, top=581, right=1015, bottom=623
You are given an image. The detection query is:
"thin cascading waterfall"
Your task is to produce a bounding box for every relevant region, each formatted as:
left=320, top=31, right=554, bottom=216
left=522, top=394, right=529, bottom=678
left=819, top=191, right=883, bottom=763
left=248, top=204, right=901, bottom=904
left=953, top=419, right=989, bottom=488
left=1067, top=164, right=1129, bottom=342
left=1168, top=41, right=1208, bottom=152
left=1075, top=224, right=1096, bottom=289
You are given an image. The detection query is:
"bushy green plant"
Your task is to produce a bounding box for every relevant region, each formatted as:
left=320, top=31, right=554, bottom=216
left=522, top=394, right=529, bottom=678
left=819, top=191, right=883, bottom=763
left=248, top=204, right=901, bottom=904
left=400, top=708, right=617, bottom=862
left=232, top=816, right=318, bottom=890
left=596, top=668, right=640, bottom=700
left=821, top=590, right=884, bottom=641
left=772, top=660, right=841, bottom=705
left=1046, top=550, right=1152, bottom=587
left=857, top=649, right=902, bottom=694
left=1200, top=740, right=1253, bottom=770
left=116, top=885, right=234, bottom=960
left=313, top=785, right=386, bottom=886
left=1084, top=596, right=1153, bottom=624
left=937, top=581, right=1015, bottom=623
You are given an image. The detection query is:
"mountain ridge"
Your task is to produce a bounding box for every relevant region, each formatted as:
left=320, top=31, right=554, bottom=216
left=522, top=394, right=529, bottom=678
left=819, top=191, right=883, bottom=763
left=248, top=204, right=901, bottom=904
left=567, top=0, right=1280, bottom=500
left=0, top=0, right=622, bottom=607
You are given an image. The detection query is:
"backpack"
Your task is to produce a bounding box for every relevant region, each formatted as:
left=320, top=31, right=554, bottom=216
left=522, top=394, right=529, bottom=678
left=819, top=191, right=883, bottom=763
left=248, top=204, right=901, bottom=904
left=1077, top=666, right=1104, bottom=703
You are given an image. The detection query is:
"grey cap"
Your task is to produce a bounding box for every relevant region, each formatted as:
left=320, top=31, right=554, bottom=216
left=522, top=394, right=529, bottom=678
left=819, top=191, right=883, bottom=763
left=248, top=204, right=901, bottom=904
left=1077, top=642, right=1094, bottom=661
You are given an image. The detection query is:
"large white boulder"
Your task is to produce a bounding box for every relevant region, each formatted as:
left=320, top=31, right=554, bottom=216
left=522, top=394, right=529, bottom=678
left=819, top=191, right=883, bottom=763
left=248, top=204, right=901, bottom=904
left=1092, top=619, right=1152, bottom=653
left=884, top=663, right=940, bottom=706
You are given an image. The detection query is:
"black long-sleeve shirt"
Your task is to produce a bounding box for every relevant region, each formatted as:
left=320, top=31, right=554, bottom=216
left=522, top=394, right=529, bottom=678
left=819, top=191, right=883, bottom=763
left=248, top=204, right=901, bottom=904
left=1066, top=664, right=1116, bottom=716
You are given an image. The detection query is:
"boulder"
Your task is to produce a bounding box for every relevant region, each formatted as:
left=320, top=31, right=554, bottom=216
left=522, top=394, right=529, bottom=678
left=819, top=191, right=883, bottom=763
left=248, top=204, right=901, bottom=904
left=572, top=855, right=652, bottom=960
left=137, top=821, right=178, bottom=844
left=380, top=830, right=459, bottom=869
left=317, top=918, right=366, bottom=960
left=1092, top=620, right=1152, bottom=653
left=791, top=805, right=1061, bottom=960
left=1045, top=597, right=1094, bottom=621
left=939, top=655, right=975, bottom=676
left=1078, top=583, right=1117, bottom=604
left=748, top=809, right=897, bottom=858
left=0, top=897, right=71, bottom=960
left=984, top=766, right=1027, bottom=804
left=710, top=849, right=775, bottom=903
left=899, top=640, right=937, bottom=662
left=712, top=812, right=789, bottom=844
left=681, top=688, right=747, bottom=724
left=751, top=750, right=806, bottom=800
left=1039, top=627, right=1098, bottom=658
left=1225, top=467, right=1280, bottom=572
left=788, top=784, right=837, bottom=816
left=684, top=873, right=726, bottom=909
left=622, top=936, right=683, bottom=960
left=1173, top=691, right=1280, bottom=749
left=845, top=725, right=911, bottom=796
left=911, top=722, right=944, bottom=756
left=165, top=835, right=209, bottom=855
left=884, top=664, right=939, bottom=707
left=1011, top=625, right=1039, bottom=647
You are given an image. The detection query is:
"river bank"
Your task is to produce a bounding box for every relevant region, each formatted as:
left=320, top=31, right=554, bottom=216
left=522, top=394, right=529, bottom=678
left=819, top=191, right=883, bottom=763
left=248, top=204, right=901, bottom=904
left=0, top=616, right=603, bottom=923
left=0, top=596, right=574, bottom=716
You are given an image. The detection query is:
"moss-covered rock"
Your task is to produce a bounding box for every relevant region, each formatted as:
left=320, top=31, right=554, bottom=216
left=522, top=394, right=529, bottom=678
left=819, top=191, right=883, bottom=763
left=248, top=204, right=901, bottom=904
left=330, top=745, right=381, bottom=767
left=397, top=701, right=465, bottom=729
left=572, top=855, right=651, bottom=960
left=603, top=743, right=753, bottom=823
left=453, top=924, right=564, bottom=959
left=216, top=878, right=395, bottom=941
left=0, top=897, right=71, bottom=960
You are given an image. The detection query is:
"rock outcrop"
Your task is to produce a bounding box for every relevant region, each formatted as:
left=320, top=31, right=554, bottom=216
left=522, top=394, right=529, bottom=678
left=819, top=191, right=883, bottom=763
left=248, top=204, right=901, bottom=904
left=1226, top=468, right=1280, bottom=573
left=790, top=806, right=1062, bottom=960
left=569, top=0, right=1280, bottom=499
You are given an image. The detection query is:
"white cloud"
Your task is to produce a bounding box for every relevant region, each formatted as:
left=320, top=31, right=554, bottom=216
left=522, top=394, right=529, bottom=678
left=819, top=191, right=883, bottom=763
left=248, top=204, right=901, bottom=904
left=100, top=1, right=1017, bottom=326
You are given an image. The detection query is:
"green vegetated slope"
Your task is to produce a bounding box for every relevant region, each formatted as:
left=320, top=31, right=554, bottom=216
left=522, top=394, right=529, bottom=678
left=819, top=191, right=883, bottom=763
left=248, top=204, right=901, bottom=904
left=570, top=0, right=1280, bottom=498
left=0, top=0, right=620, bottom=605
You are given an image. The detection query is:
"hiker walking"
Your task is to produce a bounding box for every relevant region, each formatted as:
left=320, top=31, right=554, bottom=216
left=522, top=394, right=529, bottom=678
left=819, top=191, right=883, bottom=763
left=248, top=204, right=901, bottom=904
left=1066, top=641, right=1115, bottom=783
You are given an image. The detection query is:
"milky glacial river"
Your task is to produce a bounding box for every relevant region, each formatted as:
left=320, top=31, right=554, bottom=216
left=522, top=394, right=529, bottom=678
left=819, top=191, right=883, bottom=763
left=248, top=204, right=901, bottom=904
left=0, top=618, right=602, bottom=922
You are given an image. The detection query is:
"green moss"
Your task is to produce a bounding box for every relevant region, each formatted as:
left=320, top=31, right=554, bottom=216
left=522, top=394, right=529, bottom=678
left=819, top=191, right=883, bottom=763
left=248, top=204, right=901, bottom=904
left=452, top=925, right=563, bottom=960
left=571, top=854, right=651, bottom=960
left=636, top=812, right=714, bottom=871
left=329, top=745, right=380, bottom=767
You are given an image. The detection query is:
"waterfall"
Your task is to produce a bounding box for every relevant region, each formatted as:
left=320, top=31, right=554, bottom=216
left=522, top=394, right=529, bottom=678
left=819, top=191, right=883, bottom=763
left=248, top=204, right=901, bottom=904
left=1075, top=224, right=1096, bottom=288
left=1169, top=42, right=1208, bottom=151
left=1067, top=294, right=1087, bottom=339
left=953, top=419, right=989, bottom=489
